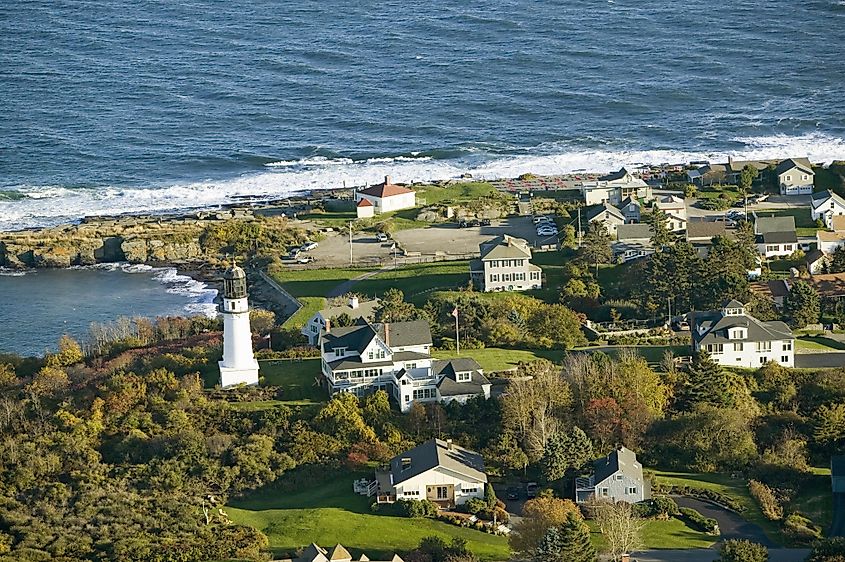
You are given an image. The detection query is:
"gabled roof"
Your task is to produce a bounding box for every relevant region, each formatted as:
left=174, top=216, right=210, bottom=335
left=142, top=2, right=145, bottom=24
left=691, top=306, right=793, bottom=345
left=433, top=358, right=490, bottom=397
left=686, top=220, right=727, bottom=240
left=298, top=544, right=329, bottom=562
left=599, top=168, right=631, bottom=182
left=817, top=230, right=845, bottom=243
left=811, top=190, right=845, bottom=210
left=585, top=202, right=625, bottom=223
left=357, top=198, right=374, bottom=207
left=479, top=234, right=532, bottom=260
left=377, top=320, right=432, bottom=348
left=806, top=248, right=826, bottom=265
left=620, top=196, right=640, bottom=209
left=775, top=157, right=814, bottom=176
left=755, top=215, right=795, bottom=235
left=616, top=223, right=654, bottom=241
left=315, top=298, right=380, bottom=324
left=807, top=273, right=845, bottom=297
left=390, top=438, right=487, bottom=485
left=594, top=446, right=644, bottom=485
left=656, top=195, right=685, bottom=210
left=327, top=544, right=352, bottom=561
left=726, top=159, right=776, bottom=173
left=760, top=230, right=798, bottom=244
left=321, top=319, right=432, bottom=355
left=321, top=322, right=380, bottom=355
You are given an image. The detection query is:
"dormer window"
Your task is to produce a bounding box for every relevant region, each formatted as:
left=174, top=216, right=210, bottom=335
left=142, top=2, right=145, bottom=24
left=729, top=328, right=746, bottom=340
left=401, top=457, right=411, bottom=471
left=724, top=307, right=744, bottom=316
left=456, top=372, right=471, bottom=382
left=335, top=347, right=346, bottom=357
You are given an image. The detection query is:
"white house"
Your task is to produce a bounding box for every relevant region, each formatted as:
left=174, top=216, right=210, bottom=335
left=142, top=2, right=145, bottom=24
left=817, top=230, right=845, bottom=255
left=585, top=202, right=626, bottom=235
left=575, top=446, right=649, bottom=504
left=356, top=198, right=375, bottom=219
left=581, top=168, right=652, bottom=206
left=355, top=176, right=417, bottom=213
left=374, top=438, right=487, bottom=508
left=319, top=319, right=491, bottom=412
left=470, top=234, right=542, bottom=292
left=776, top=158, right=814, bottom=195
left=811, top=190, right=845, bottom=229
left=655, top=195, right=688, bottom=231
left=301, top=296, right=380, bottom=346
left=806, top=249, right=828, bottom=275
left=612, top=224, right=655, bottom=263
left=755, top=216, right=798, bottom=258
left=690, top=300, right=795, bottom=368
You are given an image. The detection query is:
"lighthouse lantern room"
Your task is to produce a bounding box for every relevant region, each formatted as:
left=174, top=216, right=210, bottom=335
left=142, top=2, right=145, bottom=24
left=218, top=264, right=260, bottom=387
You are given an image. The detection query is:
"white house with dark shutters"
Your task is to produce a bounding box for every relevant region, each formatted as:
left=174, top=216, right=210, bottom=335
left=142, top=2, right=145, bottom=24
left=690, top=300, right=795, bottom=368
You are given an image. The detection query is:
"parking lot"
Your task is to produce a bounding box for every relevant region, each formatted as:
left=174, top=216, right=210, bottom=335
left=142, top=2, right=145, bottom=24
left=393, top=216, right=552, bottom=255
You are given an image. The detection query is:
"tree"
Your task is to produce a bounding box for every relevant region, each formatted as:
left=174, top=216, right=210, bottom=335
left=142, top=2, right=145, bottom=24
left=784, top=280, right=820, bottom=329
left=535, top=512, right=596, bottom=562
left=561, top=224, right=577, bottom=250
left=375, top=288, right=425, bottom=323
left=831, top=246, right=845, bottom=274
left=483, top=431, right=529, bottom=475
left=718, top=539, right=769, bottom=562
left=739, top=165, right=759, bottom=201
left=813, top=402, right=845, bottom=451
left=248, top=309, right=276, bottom=336
left=579, top=222, right=612, bottom=275
left=807, top=537, right=845, bottom=562
left=484, top=483, right=497, bottom=510
left=649, top=208, right=671, bottom=248
left=593, top=500, right=643, bottom=561
left=540, top=426, right=593, bottom=482
left=46, top=334, right=84, bottom=367
left=509, top=497, right=582, bottom=557
left=680, top=351, right=732, bottom=409
left=313, top=393, right=377, bottom=444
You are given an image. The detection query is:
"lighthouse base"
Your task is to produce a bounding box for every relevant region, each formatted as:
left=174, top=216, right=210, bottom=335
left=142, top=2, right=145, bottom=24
left=219, top=360, right=260, bottom=388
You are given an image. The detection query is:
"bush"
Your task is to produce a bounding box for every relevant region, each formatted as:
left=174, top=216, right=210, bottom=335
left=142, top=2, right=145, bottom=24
left=398, top=498, right=439, bottom=518
left=678, top=507, right=719, bottom=534
left=663, top=484, right=745, bottom=513
left=634, top=496, right=678, bottom=519
left=748, top=480, right=782, bottom=521
left=807, top=537, right=845, bottom=562
left=464, top=498, right=486, bottom=515
left=718, top=539, right=768, bottom=562
left=783, top=512, right=822, bottom=542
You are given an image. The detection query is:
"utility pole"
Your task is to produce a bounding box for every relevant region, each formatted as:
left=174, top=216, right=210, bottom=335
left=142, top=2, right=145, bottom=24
left=577, top=206, right=583, bottom=248
left=667, top=296, right=672, bottom=327
left=349, top=220, right=354, bottom=265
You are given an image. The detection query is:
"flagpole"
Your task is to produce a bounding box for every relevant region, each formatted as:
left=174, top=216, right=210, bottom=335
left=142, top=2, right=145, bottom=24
left=455, top=312, right=460, bottom=354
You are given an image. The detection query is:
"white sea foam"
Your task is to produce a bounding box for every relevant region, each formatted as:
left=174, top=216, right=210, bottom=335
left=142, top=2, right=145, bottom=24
left=2, top=132, right=844, bottom=231
left=0, top=268, right=27, bottom=277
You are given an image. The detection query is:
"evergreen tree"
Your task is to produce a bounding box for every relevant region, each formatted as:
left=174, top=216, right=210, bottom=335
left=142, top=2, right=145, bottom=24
left=784, top=280, right=820, bottom=329
left=484, top=483, right=498, bottom=510
left=681, top=351, right=732, bottom=409
left=649, top=208, right=672, bottom=249
left=535, top=513, right=596, bottom=562
left=831, top=246, right=845, bottom=274
left=578, top=222, right=612, bottom=275
left=738, top=165, right=759, bottom=197
left=540, top=426, right=594, bottom=482
left=734, top=220, right=759, bottom=270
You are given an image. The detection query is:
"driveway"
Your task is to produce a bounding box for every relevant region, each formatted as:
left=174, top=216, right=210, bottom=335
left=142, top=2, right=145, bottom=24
left=674, top=496, right=775, bottom=547
left=630, top=549, right=810, bottom=562
left=795, top=353, right=845, bottom=369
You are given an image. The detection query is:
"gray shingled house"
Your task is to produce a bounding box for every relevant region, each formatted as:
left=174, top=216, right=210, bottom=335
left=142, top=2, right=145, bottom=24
left=575, top=446, right=650, bottom=504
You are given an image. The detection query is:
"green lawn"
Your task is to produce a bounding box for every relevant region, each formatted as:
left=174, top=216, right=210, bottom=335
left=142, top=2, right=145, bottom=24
left=760, top=208, right=819, bottom=237
left=282, top=296, right=325, bottom=329
left=226, top=475, right=509, bottom=560
left=271, top=267, right=377, bottom=300
left=258, top=359, right=324, bottom=403
left=587, top=519, right=714, bottom=551
left=652, top=470, right=781, bottom=544
left=354, top=261, right=471, bottom=305
left=796, top=336, right=845, bottom=351
left=789, top=467, right=833, bottom=533
left=413, top=181, right=500, bottom=206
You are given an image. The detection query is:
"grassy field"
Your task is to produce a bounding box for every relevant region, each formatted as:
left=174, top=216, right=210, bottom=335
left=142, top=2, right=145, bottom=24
left=271, top=267, right=377, bottom=299
left=587, top=519, right=715, bottom=551
left=258, top=359, right=324, bottom=404
left=413, top=181, right=500, bottom=206
left=282, top=296, right=325, bottom=329
left=796, top=336, right=845, bottom=351
left=226, top=475, right=509, bottom=560
left=652, top=470, right=781, bottom=543
left=789, top=467, right=834, bottom=533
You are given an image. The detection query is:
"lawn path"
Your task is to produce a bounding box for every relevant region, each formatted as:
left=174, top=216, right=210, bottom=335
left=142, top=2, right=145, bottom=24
left=326, top=265, right=396, bottom=298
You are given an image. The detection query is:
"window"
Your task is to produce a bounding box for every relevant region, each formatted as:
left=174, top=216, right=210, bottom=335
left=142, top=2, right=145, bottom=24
left=628, top=487, right=638, bottom=495
left=734, top=343, right=743, bottom=351
left=784, top=175, right=791, bottom=182
left=413, top=388, right=435, bottom=400
left=407, top=363, right=416, bottom=370
left=706, top=343, right=723, bottom=354
left=457, top=372, right=471, bottom=382
left=401, top=379, right=408, bottom=385
left=368, top=351, right=374, bottom=360
left=756, top=341, right=772, bottom=352
left=436, top=486, right=449, bottom=500
left=463, top=488, right=477, bottom=494
left=783, top=341, right=792, bottom=351
left=615, top=474, right=623, bottom=481
left=784, top=245, right=793, bottom=251
left=403, top=490, right=419, bottom=496
left=401, top=458, right=411, bottom=471
left=601, top=488, right=609, bottom=497
left=782, top=356, right=789, bottom=363
left=766, top=245, right=779, bottom=252
left=760, top=357, right=767, bottom=364
left=335, top=347, right=346, bottom=356
left=311, top=325, right=318, bottom=333
left=803, top=174, right=809, bottom=181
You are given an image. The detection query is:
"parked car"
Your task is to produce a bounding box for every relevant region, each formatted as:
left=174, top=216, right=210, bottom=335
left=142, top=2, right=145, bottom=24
left=533, top=216, right=552, bottom=224
left=753, top=194, right=770, bottom=203
left=537, top=227, right=558, bottom=236
left=526, top=482, right=539, bottom=498
left=288, top=248, right=301, bottom=259
left=296, top=256, right=314, bottom=264
left=468, top=219, right=481, bottom=227
left=458, top=220, right=469, bottom=228
left=300, top=241, right=319, bottom=251
left=480, top=218, right=491, bottom=226
left=376, top=232, right=389, bottom=242
left=506, top=487, right=520, bottom=500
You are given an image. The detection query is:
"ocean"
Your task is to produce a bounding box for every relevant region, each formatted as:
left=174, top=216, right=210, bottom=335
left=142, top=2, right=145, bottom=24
left=2, top=0, right=845, bottom=231
left=0, top=265, right=217, bottom=356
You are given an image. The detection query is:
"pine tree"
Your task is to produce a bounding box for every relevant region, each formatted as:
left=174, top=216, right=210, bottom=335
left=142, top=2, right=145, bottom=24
left=540, top=426, right=594, bottom=482
left=579, top=222, right=612, bottom=275
left=682, top=351, right=731, bottom=408
left=535, top=513, right=596, bottom=562
left=784, top=280, right=820, bottom=329
left=650, top=207, right=671, bottom=249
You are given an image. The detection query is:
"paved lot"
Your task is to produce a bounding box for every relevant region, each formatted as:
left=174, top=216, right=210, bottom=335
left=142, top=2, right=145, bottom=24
left=393, top=216, right=550, bottom=255
left=293, top=231, right=394, bottom=267
left=674, top=496, right=774, bottom=547
left=795, top=352, right=845, bottom=369
left=630, top=549, right=810, bottom=562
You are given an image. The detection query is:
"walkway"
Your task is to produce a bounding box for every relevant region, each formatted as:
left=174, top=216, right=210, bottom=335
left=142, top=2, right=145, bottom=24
left=326, top=265, right=395, bottom=298
left=674, top=496, right=775, bottom=547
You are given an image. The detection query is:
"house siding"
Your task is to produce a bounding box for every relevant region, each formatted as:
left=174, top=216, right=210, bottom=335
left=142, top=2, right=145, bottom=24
left=482, top=258, right=541, bottom=291
left=594, top=471, right=649, bottom=504
left=394, top=467, right=486, bottom=506
left=693, top=338, right=794, bottom=368
left=779, top=168, right=814, bottom=195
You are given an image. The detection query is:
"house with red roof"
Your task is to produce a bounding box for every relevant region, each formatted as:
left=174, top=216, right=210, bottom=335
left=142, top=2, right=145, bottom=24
left=355, top=175, right=417, bottom=214
left=356, top=197, right=374, bottom=219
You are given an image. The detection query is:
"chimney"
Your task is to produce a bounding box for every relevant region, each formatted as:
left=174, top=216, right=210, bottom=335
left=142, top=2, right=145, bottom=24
left=325, top=318, right=331, bottom=333
left=384, top=323, right=390, bottom=347
left=446, top=438, right=453, bottom=451
left=349, top=296, right=359, bottom=310
left=384, top=175, right=391, bottom=185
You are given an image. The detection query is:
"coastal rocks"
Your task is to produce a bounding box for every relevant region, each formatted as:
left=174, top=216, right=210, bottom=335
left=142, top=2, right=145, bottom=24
left=121, top=237, right=203, bottom=263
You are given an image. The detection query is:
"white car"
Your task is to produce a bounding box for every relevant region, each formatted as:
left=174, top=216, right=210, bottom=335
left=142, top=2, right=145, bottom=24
left=533, top=216, right=552, bottom=224
left=300, top=241, right=318, bottom=251
left=376, top=232, right=389, bottom=242
left=537, top=228, right=558, bottom=237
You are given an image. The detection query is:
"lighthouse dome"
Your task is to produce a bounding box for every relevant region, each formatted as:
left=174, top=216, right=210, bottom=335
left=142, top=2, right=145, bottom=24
left=222, top=264, right=247, bottom=299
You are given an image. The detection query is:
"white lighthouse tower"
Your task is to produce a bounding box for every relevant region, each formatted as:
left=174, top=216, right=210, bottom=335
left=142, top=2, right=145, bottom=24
left=218, top=263, right=260, bottom=387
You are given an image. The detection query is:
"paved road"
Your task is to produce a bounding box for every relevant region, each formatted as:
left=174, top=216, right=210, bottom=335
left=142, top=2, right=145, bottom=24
left=674, top=496, right=775, bottom=547
left=795, top=352, right=845, bottom=369
left=630, top=549, right=810, bottom=562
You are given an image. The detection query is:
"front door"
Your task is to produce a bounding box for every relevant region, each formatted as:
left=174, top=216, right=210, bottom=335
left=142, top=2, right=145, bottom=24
left=426, top=484, right=454, bottom=507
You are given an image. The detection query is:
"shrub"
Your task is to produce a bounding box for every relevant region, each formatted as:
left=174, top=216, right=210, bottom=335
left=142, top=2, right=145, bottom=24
left=634, top=497, right=677, bottom=519
left=783, top=513, right=822, bottom=542
left=464, top=498, right=486, bottom=515
left=370, top=501, right=380, bottom=513
left=748, top=480, right=783, bottom=521
left=398, top=499, right=439, bottom=518
left=664, top=484, right=745, bottom=513
left=678, top=507, right=719, bottom=534
left=807, top=537, right=845, bottom=562
left=718, top=539, right=768, bottom=562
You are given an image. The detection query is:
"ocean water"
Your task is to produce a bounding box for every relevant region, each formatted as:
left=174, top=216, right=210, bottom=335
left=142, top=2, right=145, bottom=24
left=1, top=0, right=845, bottom=230
left=0, top=265, right=217, bottom=356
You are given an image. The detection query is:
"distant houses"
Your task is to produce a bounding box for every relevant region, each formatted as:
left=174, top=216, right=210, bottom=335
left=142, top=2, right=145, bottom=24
left=355, top=176, right=417, bottom=213
left=280, top=543, right=403, bottom=562
left=576, top=446, right=649, bottom=504
left=687, top=157, right=815, bottom=196
left=690, top=300, right=795, bottom=368
left=585, top=202, right=626, bottom=236
left=655, top=195, right=687, bottom=232
left=612, top=224, right=655, bottom=263
left=470, top=234, right=542, bottom=292
left=319, top=319, right=491, bottom=412
left=581, top=168, right=652, bottom=206
left=373, top=438, right=488, bottom=508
